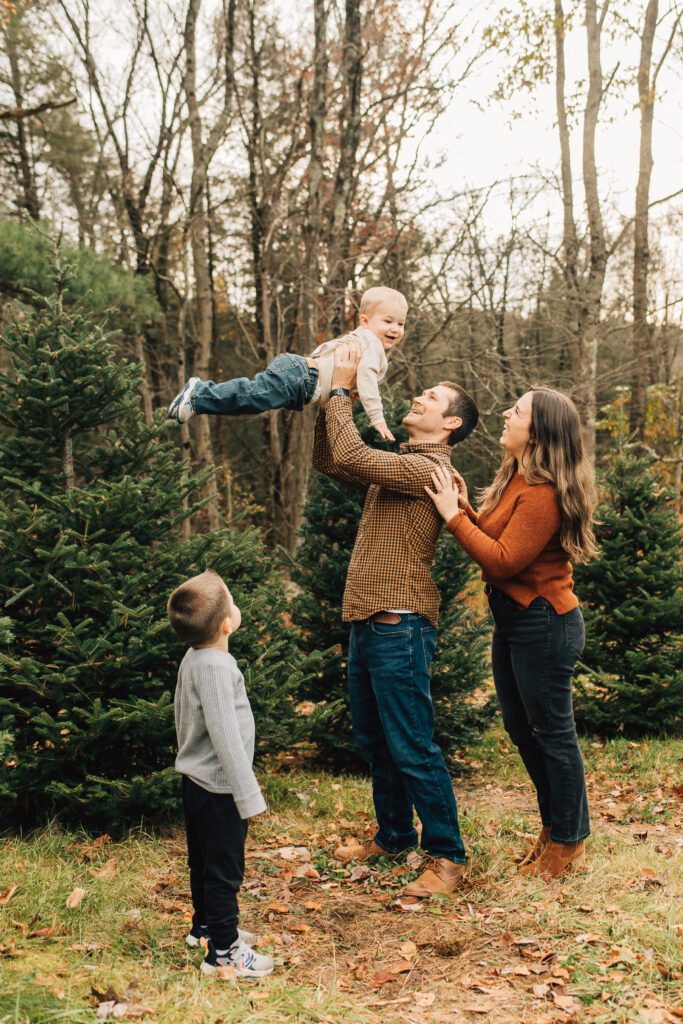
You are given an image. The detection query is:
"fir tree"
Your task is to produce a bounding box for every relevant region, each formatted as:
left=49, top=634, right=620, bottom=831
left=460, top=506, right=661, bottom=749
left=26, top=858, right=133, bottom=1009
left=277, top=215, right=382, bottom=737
left=573, top=455, right=683, bottom=736
left=292, top=400, right=493, bottom=767
left=0, top=250, right=317, bottom=830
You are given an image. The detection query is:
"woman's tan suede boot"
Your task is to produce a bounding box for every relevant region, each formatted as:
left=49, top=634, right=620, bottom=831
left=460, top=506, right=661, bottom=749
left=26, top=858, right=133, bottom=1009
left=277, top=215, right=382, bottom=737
left=519, top=839, right=585, bottom=880
left=517, top=826, right=551, bottom=868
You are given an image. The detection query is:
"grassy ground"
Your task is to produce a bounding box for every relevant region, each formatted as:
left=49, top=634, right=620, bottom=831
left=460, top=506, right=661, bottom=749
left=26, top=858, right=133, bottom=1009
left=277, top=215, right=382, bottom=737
left=1, top=728, right=681, bottom=1024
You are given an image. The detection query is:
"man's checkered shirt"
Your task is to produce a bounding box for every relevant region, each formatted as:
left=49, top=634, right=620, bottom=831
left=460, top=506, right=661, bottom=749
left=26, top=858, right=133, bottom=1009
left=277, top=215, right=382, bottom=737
left=312, top=396, right=454, bottom=627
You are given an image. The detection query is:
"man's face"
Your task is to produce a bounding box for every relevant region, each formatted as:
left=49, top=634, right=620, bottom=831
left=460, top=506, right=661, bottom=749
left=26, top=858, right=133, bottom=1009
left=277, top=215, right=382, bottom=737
left=402, top=385, right=458, bottom=440
left=359, top=300, right=406, bottom=352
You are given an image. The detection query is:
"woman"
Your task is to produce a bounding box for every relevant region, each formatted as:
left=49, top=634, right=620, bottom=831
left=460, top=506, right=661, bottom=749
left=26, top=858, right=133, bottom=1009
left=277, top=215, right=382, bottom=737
left=426, top=387, right=597, bottom=880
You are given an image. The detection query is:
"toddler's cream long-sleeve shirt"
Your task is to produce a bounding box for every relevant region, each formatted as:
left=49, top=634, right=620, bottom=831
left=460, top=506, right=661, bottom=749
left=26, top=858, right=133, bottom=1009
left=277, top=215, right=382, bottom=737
left=310, top=326, right=388, bottom=426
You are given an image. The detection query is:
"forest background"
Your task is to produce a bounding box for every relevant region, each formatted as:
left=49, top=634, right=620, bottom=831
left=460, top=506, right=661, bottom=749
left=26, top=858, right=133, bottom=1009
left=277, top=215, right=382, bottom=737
left=0, top=0, right=682, bottom=830
left=0, top=6, right=682, bottom=1022
left=2, top=0, right=683, bottom=542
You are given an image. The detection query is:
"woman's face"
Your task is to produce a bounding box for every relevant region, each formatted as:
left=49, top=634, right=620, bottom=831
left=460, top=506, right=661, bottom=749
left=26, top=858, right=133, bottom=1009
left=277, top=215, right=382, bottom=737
left=501, top=391, right=533, bottom=461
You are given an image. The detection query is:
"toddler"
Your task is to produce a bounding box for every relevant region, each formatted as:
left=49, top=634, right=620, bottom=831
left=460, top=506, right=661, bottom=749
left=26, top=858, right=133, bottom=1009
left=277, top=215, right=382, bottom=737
left=167, top=286, right=407, bottom=441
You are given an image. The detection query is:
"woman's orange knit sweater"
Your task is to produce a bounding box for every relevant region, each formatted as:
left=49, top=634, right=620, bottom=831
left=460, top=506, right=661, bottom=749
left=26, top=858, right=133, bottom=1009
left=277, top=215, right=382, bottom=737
left=446, top=473, right=577, bottom=614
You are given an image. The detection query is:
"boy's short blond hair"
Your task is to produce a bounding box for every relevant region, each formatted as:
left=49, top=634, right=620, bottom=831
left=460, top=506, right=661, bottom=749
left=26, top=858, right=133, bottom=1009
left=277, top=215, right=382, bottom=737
left=360, top=286, right=408, bottom=318
left=167, top=569, right=229, bottom=646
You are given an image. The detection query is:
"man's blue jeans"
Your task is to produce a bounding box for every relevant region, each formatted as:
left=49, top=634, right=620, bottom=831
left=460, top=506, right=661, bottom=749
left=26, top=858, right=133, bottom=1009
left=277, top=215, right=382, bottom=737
left=193, top=354, right=317, bottom=416
left=348, top=615, right=467, bottom=863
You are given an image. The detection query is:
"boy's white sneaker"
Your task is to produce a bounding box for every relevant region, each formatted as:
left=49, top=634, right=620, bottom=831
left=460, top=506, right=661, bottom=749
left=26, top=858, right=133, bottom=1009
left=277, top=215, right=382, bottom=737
left=186, top=923, right=256, bottom=948
left=200, top=937, right=275, bottom=978
left=167, top=377, right=200, bottom=423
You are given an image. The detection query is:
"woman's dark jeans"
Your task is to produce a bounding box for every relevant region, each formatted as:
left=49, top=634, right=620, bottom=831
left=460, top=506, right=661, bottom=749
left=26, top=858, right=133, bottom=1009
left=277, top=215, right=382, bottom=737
left=488, top=588, right=590, bottom=844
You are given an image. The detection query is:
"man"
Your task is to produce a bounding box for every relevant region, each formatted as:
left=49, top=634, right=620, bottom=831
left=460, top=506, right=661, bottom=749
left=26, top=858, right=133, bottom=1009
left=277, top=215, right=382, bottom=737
left=312, top=343, right=479, bottom=897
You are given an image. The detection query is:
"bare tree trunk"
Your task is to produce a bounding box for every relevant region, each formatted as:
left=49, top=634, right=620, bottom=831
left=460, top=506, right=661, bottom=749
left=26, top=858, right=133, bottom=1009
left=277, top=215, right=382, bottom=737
left=630, top=1, right=681, bottom=437
left=301, top=0, right=327, bottom=352
left=63, top=432, right=74, bottom=492
left=327, top=0, right=362, bottom=334
left=4, top=17, right=40, bottom=219
left=579, top=0, right=609, bottom=462
left=554, top=0, right=580, bottom=375
left=630, top=0, right=658, bottom=439
left=177, top=243, right=192, bottom=542
left=267, top=0, right=329, bottom=554
left=134, top=333, right=154, bottom=425
left=183, top=0, right=236, bottom=528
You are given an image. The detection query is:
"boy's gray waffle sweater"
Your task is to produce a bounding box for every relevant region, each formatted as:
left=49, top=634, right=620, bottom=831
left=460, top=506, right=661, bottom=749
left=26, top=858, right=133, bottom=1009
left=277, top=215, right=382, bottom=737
left=174, top=646, right=266, bottom=819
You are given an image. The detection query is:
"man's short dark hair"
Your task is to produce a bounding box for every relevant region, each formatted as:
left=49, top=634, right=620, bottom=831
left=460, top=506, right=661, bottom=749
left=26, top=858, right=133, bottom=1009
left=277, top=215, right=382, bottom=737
left=167, top=569, right=229, bottom=645
left=439, top=381, right=479, bottom=445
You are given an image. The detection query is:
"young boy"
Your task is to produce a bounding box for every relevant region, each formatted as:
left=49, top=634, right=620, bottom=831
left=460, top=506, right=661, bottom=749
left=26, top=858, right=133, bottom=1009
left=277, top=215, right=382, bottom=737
left=167, top=286, right=407, bottom=441
left=167, top=569, right=275, bottom=978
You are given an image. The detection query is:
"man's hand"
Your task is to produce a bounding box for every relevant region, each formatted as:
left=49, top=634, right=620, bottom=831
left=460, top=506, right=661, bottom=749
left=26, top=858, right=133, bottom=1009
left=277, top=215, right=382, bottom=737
left=332, top=339, right=361, bottom=391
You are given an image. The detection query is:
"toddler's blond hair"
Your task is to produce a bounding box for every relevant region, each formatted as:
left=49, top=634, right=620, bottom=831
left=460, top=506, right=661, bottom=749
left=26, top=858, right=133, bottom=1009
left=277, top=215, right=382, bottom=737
left=360, top=286, right=408, bottom=318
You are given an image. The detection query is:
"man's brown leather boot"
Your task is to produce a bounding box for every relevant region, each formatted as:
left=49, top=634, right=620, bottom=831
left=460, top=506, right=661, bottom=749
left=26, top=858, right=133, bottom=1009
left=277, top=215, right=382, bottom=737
left=333, top=838, right=393, bottom=865
left=519, top=839, right=585, bottom=880
left=517, top=825, right=551, bottom=868
left=404, top=857, right=468, bottom=897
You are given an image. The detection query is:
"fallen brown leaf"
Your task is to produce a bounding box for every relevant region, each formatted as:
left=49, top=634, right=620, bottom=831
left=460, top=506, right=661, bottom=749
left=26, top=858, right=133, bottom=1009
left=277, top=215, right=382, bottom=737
left=65, top=887, right=87, bottom=910
left=372, top=971, right=399, bottom=989
left=414, top=992, right=436, bottom=1007
left=0, top=884, right=18, bottom=905
left=89, top=859, right=117, bottom=881
left=552, top=991, right=581, bottom=1014
left=399, top=940, right=418, bottom=959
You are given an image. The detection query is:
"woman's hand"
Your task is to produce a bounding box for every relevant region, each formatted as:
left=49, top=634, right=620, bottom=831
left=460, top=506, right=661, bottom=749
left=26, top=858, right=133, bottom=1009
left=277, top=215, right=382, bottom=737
left=451, top=467, right=469, bottom=509
left=425, top=463, right=463, bottom=523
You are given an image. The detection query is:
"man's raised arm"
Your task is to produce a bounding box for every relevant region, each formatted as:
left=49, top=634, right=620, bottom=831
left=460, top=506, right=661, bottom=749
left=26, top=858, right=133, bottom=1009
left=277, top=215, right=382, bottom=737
left=312, top=405, right=367, bottom=489
left=323, top=395, right=445, bottom=496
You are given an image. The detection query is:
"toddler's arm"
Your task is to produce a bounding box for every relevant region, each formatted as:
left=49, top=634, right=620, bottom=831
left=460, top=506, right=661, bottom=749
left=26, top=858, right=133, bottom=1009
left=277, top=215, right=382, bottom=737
left=354, top=339, right=395, bottom=442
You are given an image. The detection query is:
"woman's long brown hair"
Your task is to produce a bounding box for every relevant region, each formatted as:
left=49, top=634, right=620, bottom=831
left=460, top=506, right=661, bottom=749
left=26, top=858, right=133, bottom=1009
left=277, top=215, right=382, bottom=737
left=477, top=387, right=598, bottom=563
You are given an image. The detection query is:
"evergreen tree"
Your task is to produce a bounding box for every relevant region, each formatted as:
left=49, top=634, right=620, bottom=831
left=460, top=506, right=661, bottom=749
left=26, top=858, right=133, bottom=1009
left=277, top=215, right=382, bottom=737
left=0, top=220, right=160, bottom=334
left=0, top=251, right=317, bottom=830
left=292, top=400, right=493, bottom=768
left=573, top=455, right=683, bottom=736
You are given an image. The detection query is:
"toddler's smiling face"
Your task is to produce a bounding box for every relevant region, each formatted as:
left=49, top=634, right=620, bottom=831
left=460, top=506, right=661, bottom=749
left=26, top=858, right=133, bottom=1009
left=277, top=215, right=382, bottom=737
left=360, top=299, right=406, bottom=351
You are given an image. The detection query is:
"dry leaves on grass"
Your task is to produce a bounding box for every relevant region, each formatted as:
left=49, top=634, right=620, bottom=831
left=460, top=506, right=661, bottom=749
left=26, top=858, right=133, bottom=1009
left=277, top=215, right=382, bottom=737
left=27, top=927, right=56, bottom=940
left=77, top=835, right=111, bottom=863
left=89, top=859, right=118, bottom=881
left=92, top=981, right=152, bottom=1020
left=65, top=887, right=87, bottom=909
left=630, top=866, right=667, bottom=889
left=0, top=883, right=18, bottom=904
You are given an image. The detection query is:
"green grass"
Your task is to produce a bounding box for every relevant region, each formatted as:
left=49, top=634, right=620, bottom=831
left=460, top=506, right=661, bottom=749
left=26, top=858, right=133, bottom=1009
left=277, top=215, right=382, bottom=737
left=1, top=728, right=681, bottom=1024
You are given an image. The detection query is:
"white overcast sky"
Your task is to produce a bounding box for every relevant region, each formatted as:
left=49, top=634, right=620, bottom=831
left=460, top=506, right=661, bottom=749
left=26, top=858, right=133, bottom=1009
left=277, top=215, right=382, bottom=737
left=422, top=0, right=683, bottom=246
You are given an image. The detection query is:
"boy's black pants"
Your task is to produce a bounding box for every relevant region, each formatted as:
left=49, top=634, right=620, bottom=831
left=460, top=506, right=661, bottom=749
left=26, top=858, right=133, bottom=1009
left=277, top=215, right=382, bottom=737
left=181, top=776, right=248, bottom=949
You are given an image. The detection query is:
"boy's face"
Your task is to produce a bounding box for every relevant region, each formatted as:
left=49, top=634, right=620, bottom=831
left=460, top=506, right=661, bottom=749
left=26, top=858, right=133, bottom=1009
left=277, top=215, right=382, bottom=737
left=360, top=300, right=407, bottom=352
left=222, top=582, right=241, bottom=637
